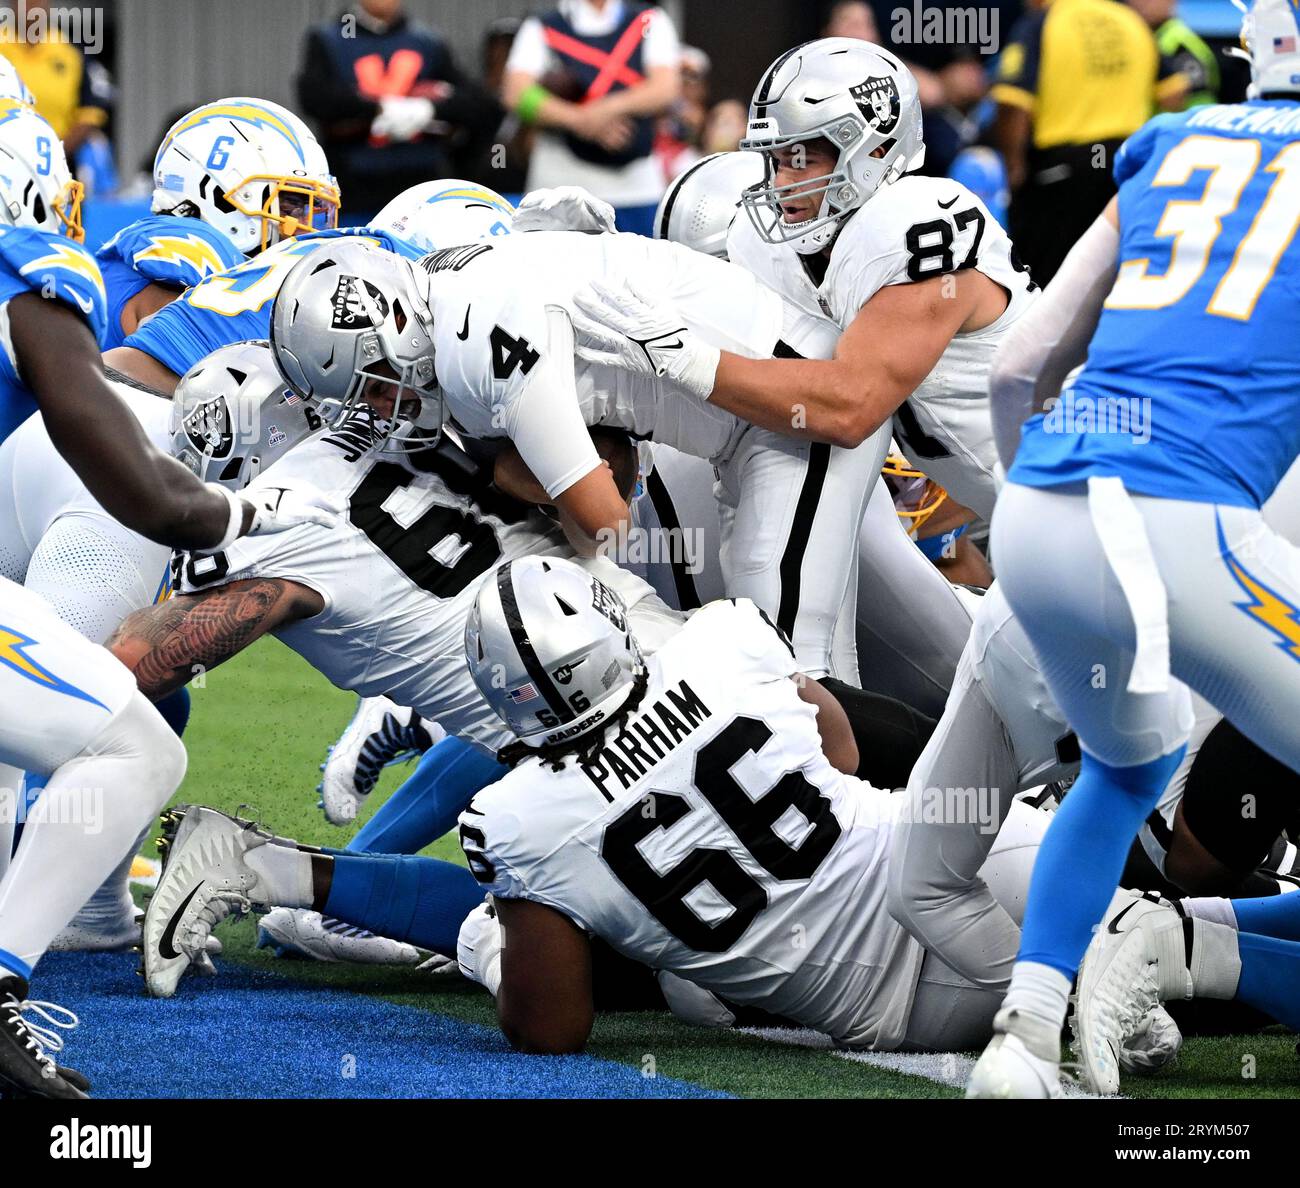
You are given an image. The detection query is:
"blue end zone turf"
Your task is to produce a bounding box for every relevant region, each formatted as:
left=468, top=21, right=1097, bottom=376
left=35, top=952, right=728, bottom=1099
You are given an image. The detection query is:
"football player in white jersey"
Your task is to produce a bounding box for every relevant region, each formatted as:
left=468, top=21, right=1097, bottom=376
left=0, top=343, right=324, bottom=954
left=142, top=555, right=1053, bottom=1050
left=652, top=148, right=973, bottom=715
left=572, top=37, right=1037, bottom=524
left=0, top=113, right=339, bottom=1097
left=270, top=230, right=882, bottom=685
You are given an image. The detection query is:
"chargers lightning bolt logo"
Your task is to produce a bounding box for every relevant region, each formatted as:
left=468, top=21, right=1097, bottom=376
left=134, top=234, right=229, bottom=280
left=1218, top=513, right=1300, bottom=663
left=0, top=625, right=109, bottom=709
left=157, top=102, right=306, bottom=164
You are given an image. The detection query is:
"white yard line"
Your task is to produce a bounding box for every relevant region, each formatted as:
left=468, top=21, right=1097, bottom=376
left=741, top=1026, right=1105, bottom=1098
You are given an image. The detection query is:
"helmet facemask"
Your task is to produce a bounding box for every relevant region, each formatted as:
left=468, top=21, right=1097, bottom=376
left=225, top=174, right=341, bottom=253
left=333, top=339, right=443, bottom=454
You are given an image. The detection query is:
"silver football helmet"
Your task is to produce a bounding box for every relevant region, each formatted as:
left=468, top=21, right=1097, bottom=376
left=654, top=151, right=766, bottom=259
left=1232, top=0, right=1300, bottom=97
left=170, top=340, right=323, bottom=490
left=740, top=38, right=924, bottom=254
left=466, top=556, right=645, bottom=749
left=270, top=238, right=440, bottom=449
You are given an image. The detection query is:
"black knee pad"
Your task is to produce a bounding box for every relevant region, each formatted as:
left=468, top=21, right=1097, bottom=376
left=820, top=678, right=938, bottom=788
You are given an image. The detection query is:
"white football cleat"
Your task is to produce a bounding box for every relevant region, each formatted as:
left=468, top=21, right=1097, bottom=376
left=317, top=696, right=440, bottom=824
left=1073, top=890, right=1192, bottom=1094
left=966, top=1008, right=1064, bottom=1099
left=142, top=806, right=276, bottom=998
left=49, top=903, right=141, bottom=953
left=256, top=907, right=424, bottom=966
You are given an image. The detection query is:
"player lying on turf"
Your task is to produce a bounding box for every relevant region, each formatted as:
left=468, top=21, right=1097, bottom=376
left=138, top=557, right=1054, bottom=1053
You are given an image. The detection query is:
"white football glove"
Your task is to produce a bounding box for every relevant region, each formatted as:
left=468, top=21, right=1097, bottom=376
left=571, top=280, right=720, bottom=402
left=371, top=96, right=436, bottom=143
left=457, top=899, right=503, bottom=996
left=1118, top=1003, right=1183, bottom=1075
left=513, top=186, right=617, bottom=234
left=239, top=483, right=344, bottom=538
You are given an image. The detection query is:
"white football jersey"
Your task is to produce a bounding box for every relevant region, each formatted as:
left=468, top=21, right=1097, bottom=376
left=728, top=177, right=1038, bottom=519
left=421, top=231, right=830, bottom=501
left=460, top=598, right=926, bottom=1049
left=0, top=380, right=172, bottom=602
left=175, top=419, right=684, bottom=750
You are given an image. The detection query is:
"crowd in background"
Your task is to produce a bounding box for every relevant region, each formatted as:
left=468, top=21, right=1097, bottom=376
left=0, top=0, right=1252, bottom=286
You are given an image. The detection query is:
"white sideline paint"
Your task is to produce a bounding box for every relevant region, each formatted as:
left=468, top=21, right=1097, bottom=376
left=741, top=1027, right=1106, bottom=1098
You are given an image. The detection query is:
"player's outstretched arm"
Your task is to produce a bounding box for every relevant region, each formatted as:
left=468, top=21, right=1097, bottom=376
left=12, top=293, right=235, bottom=549
left=494, top=897, right=595, bottom=1055
left=709, top=272, right=987, bottom=447
left=572, top=273, right=989, bottom=447
left=109, top=577, right=324, bottom=701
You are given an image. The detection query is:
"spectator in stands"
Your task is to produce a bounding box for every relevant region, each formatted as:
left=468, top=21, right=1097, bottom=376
left=502, top=0, right=682, bottom=236
left=701, top=99, right=747, bottom=154
left=467, top=17, right=531, bottom=193
left=1128, top=0, right=1221, bottom=107
left=655, top=46, right=710, bottom=185
left=823, top=0, right=992, bottom=177
left=0, top=0, right=112, bottom=158
left=296, top=0, right=501, bottom=216
left=991, top=0, right=1189, bottom=285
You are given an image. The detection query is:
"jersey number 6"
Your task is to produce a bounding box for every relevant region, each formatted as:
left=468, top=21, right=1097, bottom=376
left=600, top=715, right=843, bottom=952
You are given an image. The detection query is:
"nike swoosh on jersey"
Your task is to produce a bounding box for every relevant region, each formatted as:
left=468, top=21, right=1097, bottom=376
left=67, top=287, right=96, bottom=315
left=457, top=307, right=471, bottom=341
left=1106, top=898, right=1140, bottom=934
left=158, top=882, right=204, bottom=960
left=938, top=195, right=959, bottom=210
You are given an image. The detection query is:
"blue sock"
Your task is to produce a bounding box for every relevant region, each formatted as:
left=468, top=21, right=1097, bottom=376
left=1236, top=932, right=1300, bottom=1030
left=155, top=687, right=191, bottom=737
left=323, top=853, right=484, bottom=955
left=1019, top=746, right=1186, bottom=978
left=347, top=736, right=502, bottom=855
left=1228, top=893, right=1300, bottom=942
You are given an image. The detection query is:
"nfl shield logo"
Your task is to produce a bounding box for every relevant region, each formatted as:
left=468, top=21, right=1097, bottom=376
left=850, top=75, right=901, bottom=134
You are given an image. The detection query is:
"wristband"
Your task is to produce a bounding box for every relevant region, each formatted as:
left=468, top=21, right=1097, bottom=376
left=211, top=484, right=246, bottom=552
left=515, top=82, right=552, bottom=125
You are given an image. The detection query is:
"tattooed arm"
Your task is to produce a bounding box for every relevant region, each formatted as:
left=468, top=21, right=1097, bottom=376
left=109, top=578, right=324, bottom=700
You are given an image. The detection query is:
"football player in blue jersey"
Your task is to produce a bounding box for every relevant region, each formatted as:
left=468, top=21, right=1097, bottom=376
left=967, top=0, right=1300, bottom=1098
left=0, top=105, right=342, bottom=1099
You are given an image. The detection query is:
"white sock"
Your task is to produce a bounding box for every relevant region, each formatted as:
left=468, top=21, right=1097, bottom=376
left=0, top=695, right=184, bottom=974
left=1002, top=960, right=1073, bottom=1029
left=245, top=842, right=316, bottom=908
left=1179, top=895, right=1238, bottom=929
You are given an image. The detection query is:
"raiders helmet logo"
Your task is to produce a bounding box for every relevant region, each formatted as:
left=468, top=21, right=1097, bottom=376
left=182, top=396, right=233, bottom=459
left=850, top=75, right=901, bottom=134
left=330, top=274, right=389, bottom=331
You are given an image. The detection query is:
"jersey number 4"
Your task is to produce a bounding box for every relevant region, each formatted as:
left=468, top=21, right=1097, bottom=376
left=600, top=716, right=843, bottom=952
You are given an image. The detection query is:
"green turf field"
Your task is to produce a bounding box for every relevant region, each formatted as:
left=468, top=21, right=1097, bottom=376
left=165, top=636, right=1300, bottom=1099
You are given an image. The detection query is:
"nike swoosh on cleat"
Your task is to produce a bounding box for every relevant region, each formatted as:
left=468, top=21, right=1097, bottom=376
left=1107, top=899, right=1140, bottom=934
left=158, top=883, right=204, bottom=960
left=938, top=195, right=959, bottom=209
left=456, top=307, right=471, bottom=341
